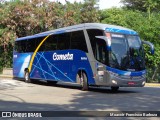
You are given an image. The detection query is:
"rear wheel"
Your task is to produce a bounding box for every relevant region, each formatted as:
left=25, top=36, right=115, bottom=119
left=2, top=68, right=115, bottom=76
left=24, top=71, right=31, bottom=83
left=111, top=86, right=119, bottom=92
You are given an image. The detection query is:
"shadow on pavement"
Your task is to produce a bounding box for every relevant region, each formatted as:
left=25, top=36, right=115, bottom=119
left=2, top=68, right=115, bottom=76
left=30, top=79, right=139, bottom=94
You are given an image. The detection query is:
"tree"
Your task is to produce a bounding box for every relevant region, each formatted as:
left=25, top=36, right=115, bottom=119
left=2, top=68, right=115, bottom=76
left=80, top=0, right=100, bottom=23
left=121, top=0, right=160, bottom=12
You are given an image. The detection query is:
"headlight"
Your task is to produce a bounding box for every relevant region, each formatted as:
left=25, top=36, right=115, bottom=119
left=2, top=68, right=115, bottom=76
left=142, top=81, right=145, bottom=85
left=112, top=80, right=117, bottom=84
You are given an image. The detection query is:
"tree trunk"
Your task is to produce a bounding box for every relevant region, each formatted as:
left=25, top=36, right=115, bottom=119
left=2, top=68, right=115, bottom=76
left=151, top=67, right=158, bottom=80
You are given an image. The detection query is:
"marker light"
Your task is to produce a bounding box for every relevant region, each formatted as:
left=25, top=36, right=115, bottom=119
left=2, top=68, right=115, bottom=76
left=98, top=71, right=104, bottom=76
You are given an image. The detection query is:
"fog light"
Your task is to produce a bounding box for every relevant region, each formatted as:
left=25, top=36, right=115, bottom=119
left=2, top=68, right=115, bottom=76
left=112, top=80, right=117, bottom=84
left=142, top=81, right=145, bottom=85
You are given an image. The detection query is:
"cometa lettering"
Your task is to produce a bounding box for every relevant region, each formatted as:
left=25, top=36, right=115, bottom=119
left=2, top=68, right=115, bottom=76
left=53, top=52, right=73, bottom=60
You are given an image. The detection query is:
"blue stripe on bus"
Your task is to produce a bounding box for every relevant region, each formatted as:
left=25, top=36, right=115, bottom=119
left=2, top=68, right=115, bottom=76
left=106, top=66, right=146, bottom=76
left=105, top=28, right=137, bottom=35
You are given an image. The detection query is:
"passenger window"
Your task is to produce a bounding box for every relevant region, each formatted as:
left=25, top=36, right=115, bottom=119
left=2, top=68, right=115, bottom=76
left=14, top=41, right=21, bottom=52
left=26, top=39, right=36, bottom=52
left=87, top=29, right=108, bottom=65
left=70, top=30, right=88, bottom=52
left=45, top=35, right=58, bottom=51
left=87, top=29, right=104, bottom=56
left=57, top=33, right=70, bottom=50
left=95, top=39, right=108, bottom=64
left=37, top=37, right=46, bottom=52
left=21, top=40, right=27, bottom=52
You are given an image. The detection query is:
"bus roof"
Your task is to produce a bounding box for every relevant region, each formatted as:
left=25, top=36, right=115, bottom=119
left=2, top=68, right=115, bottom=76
left=16, top=23, right=138, bottom=41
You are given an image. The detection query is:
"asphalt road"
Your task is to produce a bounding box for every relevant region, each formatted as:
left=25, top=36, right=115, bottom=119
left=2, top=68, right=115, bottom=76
left=0, top=78, right=159, bottom=119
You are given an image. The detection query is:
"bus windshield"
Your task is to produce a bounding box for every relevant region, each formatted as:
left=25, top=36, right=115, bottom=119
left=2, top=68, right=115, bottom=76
left=109, top=34, right=145, bottom=71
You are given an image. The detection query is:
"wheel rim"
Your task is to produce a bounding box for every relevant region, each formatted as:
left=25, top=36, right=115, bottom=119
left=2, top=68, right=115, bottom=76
left=80, top=75, right=84, bottom=87
left=25, top=72, right=29, bottom=81
left=76, top=74, right=80, bottom=84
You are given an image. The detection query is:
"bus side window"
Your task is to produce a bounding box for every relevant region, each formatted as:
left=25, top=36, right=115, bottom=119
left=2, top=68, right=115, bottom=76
left=95, top=40, right=108, bottom=64
left=14, top=41, right=26, bottom=53
left=57, top=33, right=70, bottom=50
left=87, top=29, right=108, bottom=65
left=37, top=37, right=46, bottom=52
left=70, top=30, right=88, bottom=52
left=26, top=39, right=36, bottom=52
left=21, top=40, right=27, bottom=53
left=14, top=41, right=20, bottom=52
left=87, top=29, right=104, bottom=56
left=45, top=35, right=58, bottom=51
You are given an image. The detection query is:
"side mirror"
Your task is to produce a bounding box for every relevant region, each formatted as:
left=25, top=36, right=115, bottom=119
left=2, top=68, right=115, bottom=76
left=95, top=36, right=111, bottom=51
left=142, top=40, right=154, bottom=54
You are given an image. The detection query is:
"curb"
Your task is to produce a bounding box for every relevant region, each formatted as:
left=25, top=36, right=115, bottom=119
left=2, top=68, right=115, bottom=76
left=145, top=83, right=160, bottom=87
left=0, top=75, right=13, bottom=78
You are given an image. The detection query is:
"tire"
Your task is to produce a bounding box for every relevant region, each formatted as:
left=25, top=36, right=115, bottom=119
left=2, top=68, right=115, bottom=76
left=47, top=81, right=57, bottom=85
left=81, top=73, right=89, bottom=91
left=111, top=86, right=119, bottom=92
left=24, top=71, right=31, bottom=83
left=76, top=73, right=81, bottom=84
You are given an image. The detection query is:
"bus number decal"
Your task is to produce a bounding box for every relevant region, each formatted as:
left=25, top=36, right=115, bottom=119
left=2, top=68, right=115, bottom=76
left=81, top=57, right=87, bottom=60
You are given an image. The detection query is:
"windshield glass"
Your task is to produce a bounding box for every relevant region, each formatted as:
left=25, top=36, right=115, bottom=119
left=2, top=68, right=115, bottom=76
left=109, top=34, right=145, bottom=71
left=127, top=35, right=145, bottom=71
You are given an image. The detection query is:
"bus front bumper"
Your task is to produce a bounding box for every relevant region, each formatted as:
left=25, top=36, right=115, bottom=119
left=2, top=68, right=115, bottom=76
left=109, top=75, right=146, bottom=87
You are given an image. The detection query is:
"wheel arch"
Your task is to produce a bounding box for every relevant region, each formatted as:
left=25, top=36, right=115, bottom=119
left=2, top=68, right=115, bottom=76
left=77, top=69, right=88, bottom=79
left=24, top=68, right=29, bottom=72
left=77, top=67, right=95, bottom=85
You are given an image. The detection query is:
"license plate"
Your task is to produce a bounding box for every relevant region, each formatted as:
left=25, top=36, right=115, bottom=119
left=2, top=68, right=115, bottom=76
left=128, top=82, right=135, bottom=85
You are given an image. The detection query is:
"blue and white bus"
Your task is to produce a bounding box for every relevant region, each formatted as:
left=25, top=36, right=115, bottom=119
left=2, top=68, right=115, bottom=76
left=13, top=23, right=154, bottom=91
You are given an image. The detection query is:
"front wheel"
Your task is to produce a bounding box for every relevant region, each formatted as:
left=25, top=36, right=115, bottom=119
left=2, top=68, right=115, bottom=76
left=81, top=73, right=89, bottom=91
left=24, top=71, right=31, bottom=83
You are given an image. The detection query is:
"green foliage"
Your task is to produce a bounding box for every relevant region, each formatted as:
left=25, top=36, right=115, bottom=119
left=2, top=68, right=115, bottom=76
left=80, top=0, right=100, bottom=23
left=100, top=8, right=126, bottom=26
left=121, top=0, right=160, bottom=12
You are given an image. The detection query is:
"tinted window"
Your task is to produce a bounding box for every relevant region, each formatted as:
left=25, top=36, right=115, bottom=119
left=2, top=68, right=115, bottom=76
left=44, top=35, right=58, bottom=51
left=70, top=30, right=88, bottom=52
left=14, top=30, right=87, bottom=53
left=14, top=40, right=28, bottom=53
left=37, top=37, right=46, bottom=52
left=26, top=38, right=36, bottom=52
left=57, top=33, right=70, bottom=50
left=96, top=39, right=108, bottom=64
left=87, top=29, right=104, bottom=54
left=14, top=41, right=20, bottom=52
left=110, top=34, right=128, bottom=67
left=127, top=35, right=141, bottom=48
